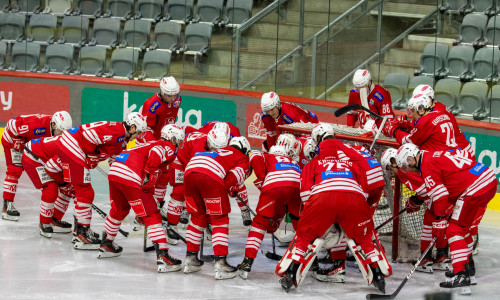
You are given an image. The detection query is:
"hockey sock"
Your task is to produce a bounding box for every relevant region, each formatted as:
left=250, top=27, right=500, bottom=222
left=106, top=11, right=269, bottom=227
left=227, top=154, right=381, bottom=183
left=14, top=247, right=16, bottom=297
left=448, top=223, right=469, bottom=273
left=147, top=223, right=168, bottom=250
left=53, top=192, right=71, bottom=221
left=465, top=233, right=473, bottom=256
left=330, top=235, right=347, bottom=260
left=211, top=215, right=230, bottom=256
left=154, top=185, right=167, bottom=203
left=74, top=202, right=92, bottom=225
left=40, top=201, right=55, bottom=224
left=104, top=216, right=122, bottom=240
left=166, top=199, right=183, bottom=225
left=245, top=225, right=266, bottom=259
left=186, top=219, right=206, bottom=252
left=39, top=183, right=58, bottom=224
left=420, top=214, right=433, bottom=251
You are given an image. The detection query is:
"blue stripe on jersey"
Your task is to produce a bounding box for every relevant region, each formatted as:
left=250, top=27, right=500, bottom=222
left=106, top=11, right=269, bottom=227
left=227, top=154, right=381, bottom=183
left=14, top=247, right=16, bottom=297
left=282, top=113, right=294, bottom=124
left=367, top=158, right=380, bottom=167
left=469, top=162, right=487, bottom=175
left=115, top=153, right=130, bottom=163
left=68, top=126, right=80, bottom=134
left=32, top=138, right=41, bottom=144
left=194, top=151, right=219, bottom=158
left=321, top=170, right=353, bottom=180
left=361, top=151, right=373, bottom=158
left=308, top=111, right=317, bottom=119
left=275, top=162, right=301, bottom=173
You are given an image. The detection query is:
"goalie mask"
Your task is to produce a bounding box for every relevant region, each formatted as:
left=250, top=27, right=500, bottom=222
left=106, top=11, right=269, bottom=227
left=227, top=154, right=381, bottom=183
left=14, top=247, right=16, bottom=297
left=161, top=124, right=185, bottom=147
left=207, top=128, right=229, bottom=150
left=229, top=136, right=251, bottom=155
left=51, top=111, right=73, bottom=132
left=311, top=123, right=334, bottom=144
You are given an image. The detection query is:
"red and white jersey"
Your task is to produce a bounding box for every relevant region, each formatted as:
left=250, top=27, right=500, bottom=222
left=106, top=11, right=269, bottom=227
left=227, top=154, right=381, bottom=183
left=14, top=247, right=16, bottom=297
left=347, top=84, right=394, bottom=128
left=262, top=101, right=319, bottom=149
left=58, top=121, right=127, bottom=167
left=397, top=169, right=430, bottom=205
left=420, top=150, right=498, bottom=216
left=24, top=136, right=61, bottom=164
left=177, top=132, right=209, bottom=168
left=296, top=136, right=311, bottom=168
left=2, top=114, right=53, bottom=145
left=249, top=150, right=301, bottom=192
left=137, top=93, right=182, bottom=143
left=185, top=121, right=241, bottom=139
left=184, top=146, right=250, bottom=186
left=109, top=140, right=176, bottom=188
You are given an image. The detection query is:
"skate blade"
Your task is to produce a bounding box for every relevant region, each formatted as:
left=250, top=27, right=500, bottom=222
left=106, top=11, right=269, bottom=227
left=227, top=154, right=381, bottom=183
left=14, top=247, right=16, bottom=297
left=434, top=263, right=451, bottom=271
left=52, top=227, right=72, bottom=234
left=167, top=238, right=179, bottom=245
left=97, top=250, right=121, bottom=259
left=74, top=242, right=100, bottom=250
left=280, top=276, right=294, bottom=293
left=415, top=267, right=433, bottom=274
left=183, top=265, right=202, bottom=274
left=215, top=271, right=237, bottom=280
left=239, top=270, right=249, bottom=280
left=472, top=249, right=478, bottom=256
left=440, top=286, right=471, bottom=296
left=312, top=272, right=345, bottom=283
left=471, top=276, right=477, bottom=285
left=39, top=231, right=52, bottom=238
left=158, top=263, right=182, bottom=273
left=2, top=213, right=19, bottom=221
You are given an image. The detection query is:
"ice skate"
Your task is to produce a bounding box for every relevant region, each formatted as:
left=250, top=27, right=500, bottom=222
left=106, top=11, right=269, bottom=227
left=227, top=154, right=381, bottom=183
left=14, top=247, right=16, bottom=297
left=440, top=268, right=471, bottom=296
left=237, top=256, right=254, bottom=279
left=317, top=251, right=333, bottom=264
left=371, top=265, right=386, bottom=293
left=98, top=232, right=123, bottom=258
left=155, top=243, right=182, bottom=273
left=183, top=251, right=204, bottom=273
left=74, top=224, right=101, bottom=250
left=472, top=233, right=479, bottom=256
left=447, top=258, right=477, bottom=285
left=312, top=259, right=345, bottom=283
left=51, top=217, right=72, bottom=233
left=280, top=262, right=299, bottom=293
left=434, top=248, right=451, bottom=271
left=179, top=208, right=189, bottom=225
left=2, top=200, right=20, bottom=221
left=166, top=223, right=179, bottom=245
left=416, top=251, right=433, bottom=273
left=214, top=255, right=237, bottom=280
left=39, top=222, right=53, bottom=238
left=240, top=209, right=252, bottom=227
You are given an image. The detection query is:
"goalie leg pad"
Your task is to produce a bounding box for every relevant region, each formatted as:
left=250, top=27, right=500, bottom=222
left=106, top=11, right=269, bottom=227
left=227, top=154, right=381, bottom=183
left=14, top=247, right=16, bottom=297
left=294, top=238, right=325, bottom=287
left=275, top=235, right=297, bottom=277
left=371, top=232, right=393, bottom=277
left=346, top=238, right=373, bottom=286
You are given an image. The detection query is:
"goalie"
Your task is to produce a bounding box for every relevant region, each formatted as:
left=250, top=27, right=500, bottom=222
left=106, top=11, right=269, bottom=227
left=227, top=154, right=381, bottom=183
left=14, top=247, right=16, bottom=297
left=276, top=123, right=392, bottom=293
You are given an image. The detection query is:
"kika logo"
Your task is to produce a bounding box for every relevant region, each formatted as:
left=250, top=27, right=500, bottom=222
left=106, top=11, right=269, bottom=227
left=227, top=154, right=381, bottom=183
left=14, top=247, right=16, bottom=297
left=149, top=100, right=161, bottom=113
left=34, top=127, right=47, bottom=135
left=205, top=198, right=220, bottom=204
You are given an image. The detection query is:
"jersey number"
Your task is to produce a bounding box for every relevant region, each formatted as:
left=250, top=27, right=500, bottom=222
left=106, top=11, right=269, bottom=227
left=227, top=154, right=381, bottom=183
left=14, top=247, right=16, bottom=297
left=444, top=151, right=473, bottom=168
left=440, top=122, right=458, bottom=148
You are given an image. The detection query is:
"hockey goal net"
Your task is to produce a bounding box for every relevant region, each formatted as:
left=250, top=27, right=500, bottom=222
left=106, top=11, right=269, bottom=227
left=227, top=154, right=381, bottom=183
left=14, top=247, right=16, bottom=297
left=278, top=122, right=424, bottom=263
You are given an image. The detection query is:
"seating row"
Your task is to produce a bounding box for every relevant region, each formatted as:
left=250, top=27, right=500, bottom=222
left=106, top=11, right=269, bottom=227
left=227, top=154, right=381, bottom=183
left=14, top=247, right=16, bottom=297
left=441, top=0, right=499, bottom=16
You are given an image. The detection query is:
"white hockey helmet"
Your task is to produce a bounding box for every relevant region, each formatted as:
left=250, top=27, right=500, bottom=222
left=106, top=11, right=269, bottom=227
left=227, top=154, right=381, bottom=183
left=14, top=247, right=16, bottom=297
left=303, top=138, right=317, bottom=160
left=229, top=136, right=251, bottom=155
left=276, top=133, right=295, bottom=155
left=160, top=76, right=180, bottom=96
left=269, top=145, right=287, bottom=156
left=311, top=123, right=334, bottom=144
left=381, top=148, right=398, bottom=172
left=352, top=69, right=371, bottom=87
left=207, top=128, right=229, bottom=150
left=407, top=93, right=432, bottom=113
left=161, top=124, right=185, bottom=147
left=396, top=143, right=420, bottom=169
left=51, top=111, right=72, bottom=131
left=290, top=138, right=302, bottom=159
left=261, top=91, right=281, bottom=112
left=125, top=112, right=147, bottom=133
left=412, top=84, right=434, bottom=100
left=212, top=122, right=231, bottom=140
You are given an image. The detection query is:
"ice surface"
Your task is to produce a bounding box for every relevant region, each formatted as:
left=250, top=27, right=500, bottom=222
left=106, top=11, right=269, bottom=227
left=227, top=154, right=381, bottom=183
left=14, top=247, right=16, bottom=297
left=1, top=164, right=499, bottom=300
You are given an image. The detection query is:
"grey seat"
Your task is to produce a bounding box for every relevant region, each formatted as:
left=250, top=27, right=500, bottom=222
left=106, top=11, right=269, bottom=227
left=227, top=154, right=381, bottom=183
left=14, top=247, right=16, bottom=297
left=455, top=13, right=488, bottom=46
left=407, top=76, right=435, bottom=102
left=193, top=0, right=224, bottom=26
left=457, top=81, right=490, bottom=119
left=107, top=47, right=140, bottom=79
left=1, top=0, right=10, bottom=12
left=434, top=78, right=462, bottom=114
left=105, top=0, right=134, bottom=19
left=489, top=84, right=500, bottom=122
left=164, top=0, right=194, bottom=24
left=74, top=0, right=103, bottom=18
left=12, top=0, right=42, bottom=14
left=0, top=12, right=26, bottom=42
left=120, top=19, right=151, bottom=50
left=443, top=45, right=475, bottom=81
left=0, top=41, right=7, bottom=69
left=27, top=13, right=57, bottom=45
left=485, top=15, right=500, bottom=46
left=150, top=21, right=181, bottom=52
left=225, top=0, right=253, bottom=27
left=42, top=43, right=74, bottom=74
left=44, top=0, right=72, bottom=15
left=74, top=45, right=106, bottom=76
left=8, top=42, right=40, bottom=71
left=58, top=15, right=89, bottom=47
left=183, top=23, right=212, bottom=56
left=382, top=73, right=409, bottom=110
left=89, top=17, right=120, bottom=48
left=415, top=43, right=449, bottom=78
left=440, top=0, right=470, bottom=14
left=470, top=47, right=500, bottom=81
left=136, top=0, right=163, bottom=22
left=462, top=0, right=497, bottom=15
left=138, top=49, right=171, bottom=80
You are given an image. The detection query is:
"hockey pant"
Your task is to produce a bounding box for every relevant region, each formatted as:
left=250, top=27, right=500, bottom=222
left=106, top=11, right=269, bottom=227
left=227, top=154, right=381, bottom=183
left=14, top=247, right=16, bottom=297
left=367, top=186, right=384, bottom=217
left=2, top=140, right=23, bottom=202
left=184, top=172, right=230, bottom=256
left=166, top=162, right=185, bottom=226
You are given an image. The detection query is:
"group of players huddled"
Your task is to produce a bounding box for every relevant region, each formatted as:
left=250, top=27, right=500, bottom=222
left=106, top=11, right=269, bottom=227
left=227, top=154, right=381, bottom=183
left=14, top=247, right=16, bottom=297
left=1, top=70, right=497, bottom=296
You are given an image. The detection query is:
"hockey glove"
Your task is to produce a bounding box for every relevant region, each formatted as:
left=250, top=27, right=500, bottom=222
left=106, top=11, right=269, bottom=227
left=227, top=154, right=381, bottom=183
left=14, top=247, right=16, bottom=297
left=405, top=195, right=423, bottom=213
left=381, top=119, right=400, bottom=138
left=11, top=137, right=26, bottom=151
left=142, top=170, right=160, bottom=190
left=261, top=140, right=270, bottom=153
left=253, top=178, right=264, bottom=191
left=432, top=217, right=448, bottom=241
left=86, top=153, right=107, bottom=169
left=235, top=184, right=248, bottom=202
left=363, top=118, right=378, bottom=135
left=394, top=115, right=412, bottom=130
left=58, top=183, right=75, bottom=198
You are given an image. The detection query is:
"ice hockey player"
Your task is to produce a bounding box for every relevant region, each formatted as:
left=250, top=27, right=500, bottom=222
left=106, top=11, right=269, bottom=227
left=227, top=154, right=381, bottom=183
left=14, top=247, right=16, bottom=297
left=99, top=124, right=185, bottom=273
left=238, top=142, right=302, bottom=279
left=183, top=133, right=251, bottom=280
left=381, top=148, right=451, bottom=274
left=1, top=111, right=72, bottom=221
left=277, top=123, right=391, bottom=293
left=185, top=120, right=241, bottom=139
left=347, top=69, right=394, bottom=135
left=396, top=143, right=498, bottom=295
left=260, top=91, right=319, bottom=151
left=23, top=135, right=75, bottom=238
left=57, top=112, right=147, bottom=250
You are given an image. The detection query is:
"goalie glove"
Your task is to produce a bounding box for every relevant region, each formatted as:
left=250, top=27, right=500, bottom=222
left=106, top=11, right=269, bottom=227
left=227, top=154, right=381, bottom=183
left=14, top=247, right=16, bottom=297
left=405, top=195, right=423, bottom=213
left=432, top=217, right=448, bottom=241
left=253, top=178, right=264, bottom=190
left=142, top=170, right=160, bottom=190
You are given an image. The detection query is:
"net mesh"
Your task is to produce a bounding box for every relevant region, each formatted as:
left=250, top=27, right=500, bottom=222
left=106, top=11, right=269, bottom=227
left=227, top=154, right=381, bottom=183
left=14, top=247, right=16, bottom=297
left=279, top=122, right=424, bottom=262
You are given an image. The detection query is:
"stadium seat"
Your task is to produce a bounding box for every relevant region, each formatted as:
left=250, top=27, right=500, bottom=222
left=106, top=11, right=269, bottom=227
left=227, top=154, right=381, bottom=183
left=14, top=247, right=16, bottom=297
left=407, top=76, right=435, bottom=101
left=0, top=12, right=26, bottom=42
left=42, top=43, right=74, bottom=74
left=74, top=45, right=106, bottom=76
left=27, top=13, right=58, bottom=45
left=434, top=78, right=462, bottom=114
left=12, top=0, right=42, bottom=14
left=138, top=49, right=172, bottom=80
left=470, top=47, right=500, bottom=81
left=74, top=0, right=103, bottom=18
left=224, top=0, right=253, bottom=27
left=58, top=15, right=89, bottom=47
left=457, top=81, right=490, bottom=119
left=120, top=19, right=151, bottom=51
left=484, top=15, right=500, bottom=46
left=489, top=84, right=500, bottom=122
left=183, top=23, right=212, bottom=56
left=136, top=0, right=163, bottom=22
left=193, top=0, right=224, bottom=26
left=440, top=0, right=470, bottom=14
left=461, top=0, right=497, bottom=16
left=382, top=73, right=409, bottom=110
left=150, top=21, right=182, bottom=53
left=44, top=0, right=73, bottom=15
left=443, top=45, right=475, bottom=81
left=8, top=42, right=40, bottom=72
left=164, top=0, right=194, bottom=24
left=0, top=41, right=7, bottom=69
left=414, top=43, right=449, bottom=78
left=0, top=0, right=10, bottom=12
left=88, top=17, right=120, bottom=48
left=454, top=13, right=488, bottom=47
left=104, top=0, right=134, bottom=19
left=107, top=47, right=140, bottom=79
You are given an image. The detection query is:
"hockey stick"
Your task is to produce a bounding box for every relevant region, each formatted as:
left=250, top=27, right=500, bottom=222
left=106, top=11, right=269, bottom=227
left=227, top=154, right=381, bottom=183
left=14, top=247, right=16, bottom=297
left=375, top=208, right=407, bottom=231
left=334, top=104, right=383, bottom=120
left=200, top=231, right=215, bottom=262
left=143, top=227, right=154, bottom=252
left=366, top=236, right=437, bottom=300
left=369, top=115, right=389, bottom=152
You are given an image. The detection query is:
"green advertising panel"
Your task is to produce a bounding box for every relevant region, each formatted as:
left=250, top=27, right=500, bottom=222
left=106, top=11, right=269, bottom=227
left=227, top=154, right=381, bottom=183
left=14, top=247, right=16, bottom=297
left=81, top=87, right=236, bottom=127
left=465, top=131, right=500, bottom=183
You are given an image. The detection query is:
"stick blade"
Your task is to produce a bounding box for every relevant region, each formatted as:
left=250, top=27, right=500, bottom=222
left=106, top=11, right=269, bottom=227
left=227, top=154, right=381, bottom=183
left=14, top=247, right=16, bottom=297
left=200, top=255, right=215, bottom=262
left=261, top=249, right=282, bottom=261
left=334, top=104, right=363, bottom=117
left=366, top=293, right=394, bottom=300
left=144, top=246, right=155, bottom=252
